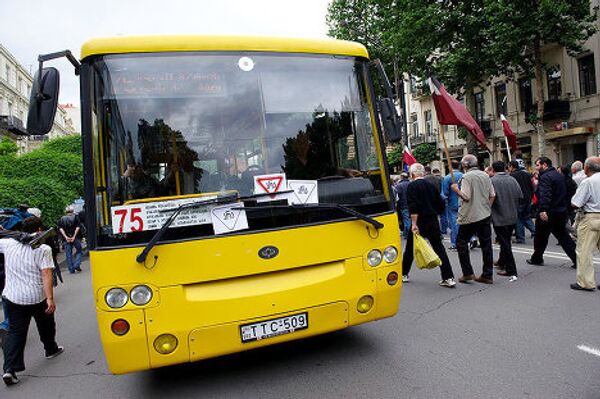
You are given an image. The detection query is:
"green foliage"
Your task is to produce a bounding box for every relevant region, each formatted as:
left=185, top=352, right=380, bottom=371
left=386, top=145, right=404, bottom=168
left=0, top=138, right=18, bottom=156
left=0, top=135, right=83, bottom=225
left=412, top=143, right=438, bottom=165
left=457, top=127, right=468, bottom=140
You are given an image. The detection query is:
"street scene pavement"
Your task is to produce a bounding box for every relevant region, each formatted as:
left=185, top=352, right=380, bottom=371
left=1, top=237, right=599, bottom=399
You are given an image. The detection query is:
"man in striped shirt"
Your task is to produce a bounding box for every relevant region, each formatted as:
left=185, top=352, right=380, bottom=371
left=1, top=216, right=63, bottom=386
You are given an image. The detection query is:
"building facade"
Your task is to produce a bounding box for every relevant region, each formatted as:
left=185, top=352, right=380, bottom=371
left=404, top=29, right=600, bottom=171
left=0, top=43, right=76, bottom=153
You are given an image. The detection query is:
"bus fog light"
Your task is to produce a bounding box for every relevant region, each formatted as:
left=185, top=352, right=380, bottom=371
left=383, top=246, right=398, bottom=263
left=105, top=288, right=128, bottom=308
left=357, top=295, right=374, bottom=313
left=367, top=250, right=382, bottom=267
left=154, top=334, right=178, bottom=355
left=130, top=285, right=153, bottom=306
left=111, top=319, right=130, bottom=336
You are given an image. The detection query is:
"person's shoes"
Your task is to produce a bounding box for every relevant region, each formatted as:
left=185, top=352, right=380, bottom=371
left=458, top=274, right=475, bottom=283
left=469, top=240, right=478, bottom=249
left=447, top=246, right=457, bottom=251
left=493, top=259, right=500, bottom=266
left=2, top=372, right=19, bottom=386
left=497, top=270, right=510, bottom=276
left=474, top=275, right=493, bottom=284
left=508, top=276, right=518, bottom=282
left=402, top=275, right=410, bottom=283
left=526, top=259, right=544, bottom=266
left=46, top=346, right=64, bottom=359
left=439, top=278, right=457, bottom=288
left=75, top=268, right=82, bottom=273
left=570, top=283, right=595, bottom=292
left=571, top=264, right=577, bottom=269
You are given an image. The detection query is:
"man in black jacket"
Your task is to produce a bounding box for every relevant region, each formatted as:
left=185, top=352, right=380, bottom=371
left=401, top=163, right=455, bottom=287
left=527, top=157, right=577, bottom=266
left=509, top=160, right=536, bottom=243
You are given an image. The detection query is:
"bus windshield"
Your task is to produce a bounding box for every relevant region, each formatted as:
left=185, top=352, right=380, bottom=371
left=89, top=52, right=391, bottom=246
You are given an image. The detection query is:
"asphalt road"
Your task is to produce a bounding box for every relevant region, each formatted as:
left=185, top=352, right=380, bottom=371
left=1, top=237, right=599, bottom=399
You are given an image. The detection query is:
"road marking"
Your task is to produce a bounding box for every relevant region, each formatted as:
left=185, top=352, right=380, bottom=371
left=577, top=344, right=600, bottom=358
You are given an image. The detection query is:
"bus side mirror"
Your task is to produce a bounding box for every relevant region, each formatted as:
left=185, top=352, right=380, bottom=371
left=27, top=67, right=60, bottom=135
left=379, top=97, right=402, bottom=143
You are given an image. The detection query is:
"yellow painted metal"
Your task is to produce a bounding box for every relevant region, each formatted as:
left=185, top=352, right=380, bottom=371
left=96, top=309, right=149, bottom=374
left=91, top=213, right=401, bottom=373
left=81, top=35, right=369, bottom=60
left=188, top=302, right=349, bottom=361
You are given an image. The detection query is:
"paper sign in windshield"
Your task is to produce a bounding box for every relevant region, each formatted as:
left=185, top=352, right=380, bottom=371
left=110, top=197, right=215, bottom=234
left=287, top=180, right=319, bottom=204
left=210, top=204, right=248, bottom=235
left=254, top=174, right=287, bottom=196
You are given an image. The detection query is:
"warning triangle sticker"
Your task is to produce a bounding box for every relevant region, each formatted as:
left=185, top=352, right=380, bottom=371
left=210, top=205, right=248, bottom=234
left=287, top=180, right=319, bottom=204
left=256, top=176, right=283, bottom=194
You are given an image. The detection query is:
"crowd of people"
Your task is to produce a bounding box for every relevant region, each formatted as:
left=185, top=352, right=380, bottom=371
left=393, top=153, right=600, bottom=291
left=0, top=205, right=86, bottom=386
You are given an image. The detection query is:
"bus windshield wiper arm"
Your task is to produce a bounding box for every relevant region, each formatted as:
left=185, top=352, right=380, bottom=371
left=245, top=203, right=384, bottom=230
left=136, top=193, right=238, bottom=263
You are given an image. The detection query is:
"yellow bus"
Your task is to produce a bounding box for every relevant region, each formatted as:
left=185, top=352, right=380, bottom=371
left=28, top=35, right=403, bottom=374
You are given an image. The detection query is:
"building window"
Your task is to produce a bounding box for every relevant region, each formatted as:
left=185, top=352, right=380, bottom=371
left=495, top=83, right=507, bottom=116
left=5, top=65, right=10, bottom=84
left=578, top=54, right=596, bottom=97
left=424, top=110, right=432, bottom=137
left=547, top=65, right=562, bottom=100
left=519, top=78, right=533, bottom=114
left=411, top=113, right=419, bottom=137
left=474, top=91, right=485, bottom=122
left=410, top=76, right=417, bottom=93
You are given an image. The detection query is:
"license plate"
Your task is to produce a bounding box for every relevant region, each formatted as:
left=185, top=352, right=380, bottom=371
left=240, top=312, right=308, bottom=343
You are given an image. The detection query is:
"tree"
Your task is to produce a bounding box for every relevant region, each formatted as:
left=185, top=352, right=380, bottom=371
left=386, top=144, right=404, bottom=170
left=0, top=135, right=83, bottom=224
left=327, top=1, right=598, bottom=155
left=0, top=138, right=18, bottom=156
left=412, top=143, right=438, bottom=165
left=484, top=1, right=597, bottom=156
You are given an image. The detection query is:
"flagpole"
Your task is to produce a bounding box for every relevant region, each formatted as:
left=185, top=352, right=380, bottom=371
left=439, top=124, right=455, bottom=184
left=504, top=136, right=512, bottom=161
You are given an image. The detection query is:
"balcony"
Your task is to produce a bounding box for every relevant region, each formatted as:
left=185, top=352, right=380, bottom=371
left=543, top=100, right=571, bottom=121
left=411, top=133, right=437, bottom=146
left=0, top=115, right=28, bottom=136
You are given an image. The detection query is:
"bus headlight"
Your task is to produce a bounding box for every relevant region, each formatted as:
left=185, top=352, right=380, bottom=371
left=105, top=288, right=128, bottom=308
left=367, top=250, right=382, bottom=267
left=383, top=246, right=398, bottom=263
left=154, top=334, right=178, bottom=355
left=130, top=285, right=153, bottom=306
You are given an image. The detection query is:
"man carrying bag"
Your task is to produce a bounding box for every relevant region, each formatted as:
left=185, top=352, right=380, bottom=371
left=401, top=163, right=456, bottom=288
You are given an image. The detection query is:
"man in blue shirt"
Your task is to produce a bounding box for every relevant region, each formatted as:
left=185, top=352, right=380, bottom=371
left=441, top=160, right=464, bottom=250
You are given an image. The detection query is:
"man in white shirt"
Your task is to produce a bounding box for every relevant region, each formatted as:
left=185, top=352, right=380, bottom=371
left=1, top=217, right=63, bottom=386
left=570, top=157, right=600, bottom=291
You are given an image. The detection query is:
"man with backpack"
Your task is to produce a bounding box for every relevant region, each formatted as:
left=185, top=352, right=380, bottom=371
left=57, top=207, right=82, bottom=274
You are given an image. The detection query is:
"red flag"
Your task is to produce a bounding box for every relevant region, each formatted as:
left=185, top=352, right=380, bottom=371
left=428, top=77, right=490, bottom=152
left=500, top=114, right=519, bottom=152
left=402, top=146, right=417, bottom=166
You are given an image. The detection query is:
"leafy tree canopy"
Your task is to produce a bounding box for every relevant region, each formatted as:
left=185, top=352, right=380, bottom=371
left=0, top=138, right=18, bottom=157
left=412, top=143, right=438, bottom=165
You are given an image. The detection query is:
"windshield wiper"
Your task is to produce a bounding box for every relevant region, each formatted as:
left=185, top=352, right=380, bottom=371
left=136, top=193, right=239, bottom=263
left=244, top=203, right=384, bottom=230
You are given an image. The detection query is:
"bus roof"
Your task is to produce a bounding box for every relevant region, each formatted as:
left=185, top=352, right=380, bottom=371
left=80, top=35, right=369, bottom=60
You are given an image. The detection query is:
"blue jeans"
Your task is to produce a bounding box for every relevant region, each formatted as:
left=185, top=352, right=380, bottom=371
left=400, top=209, right=411, bottom=239
left=64, top=238, right=82, bottom=273
left=447, top=207, right=459, bottom=247
left=515, top=204, right=536, bottom=242
left=0, top=298, right=8, bottom=330
left=440, top=200, right=449, bottom=234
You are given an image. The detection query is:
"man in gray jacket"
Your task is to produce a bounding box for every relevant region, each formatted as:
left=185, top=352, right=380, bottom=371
left=451, top=155, right=496, bottom=284
left=490, top=161, right=523, bottom=281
